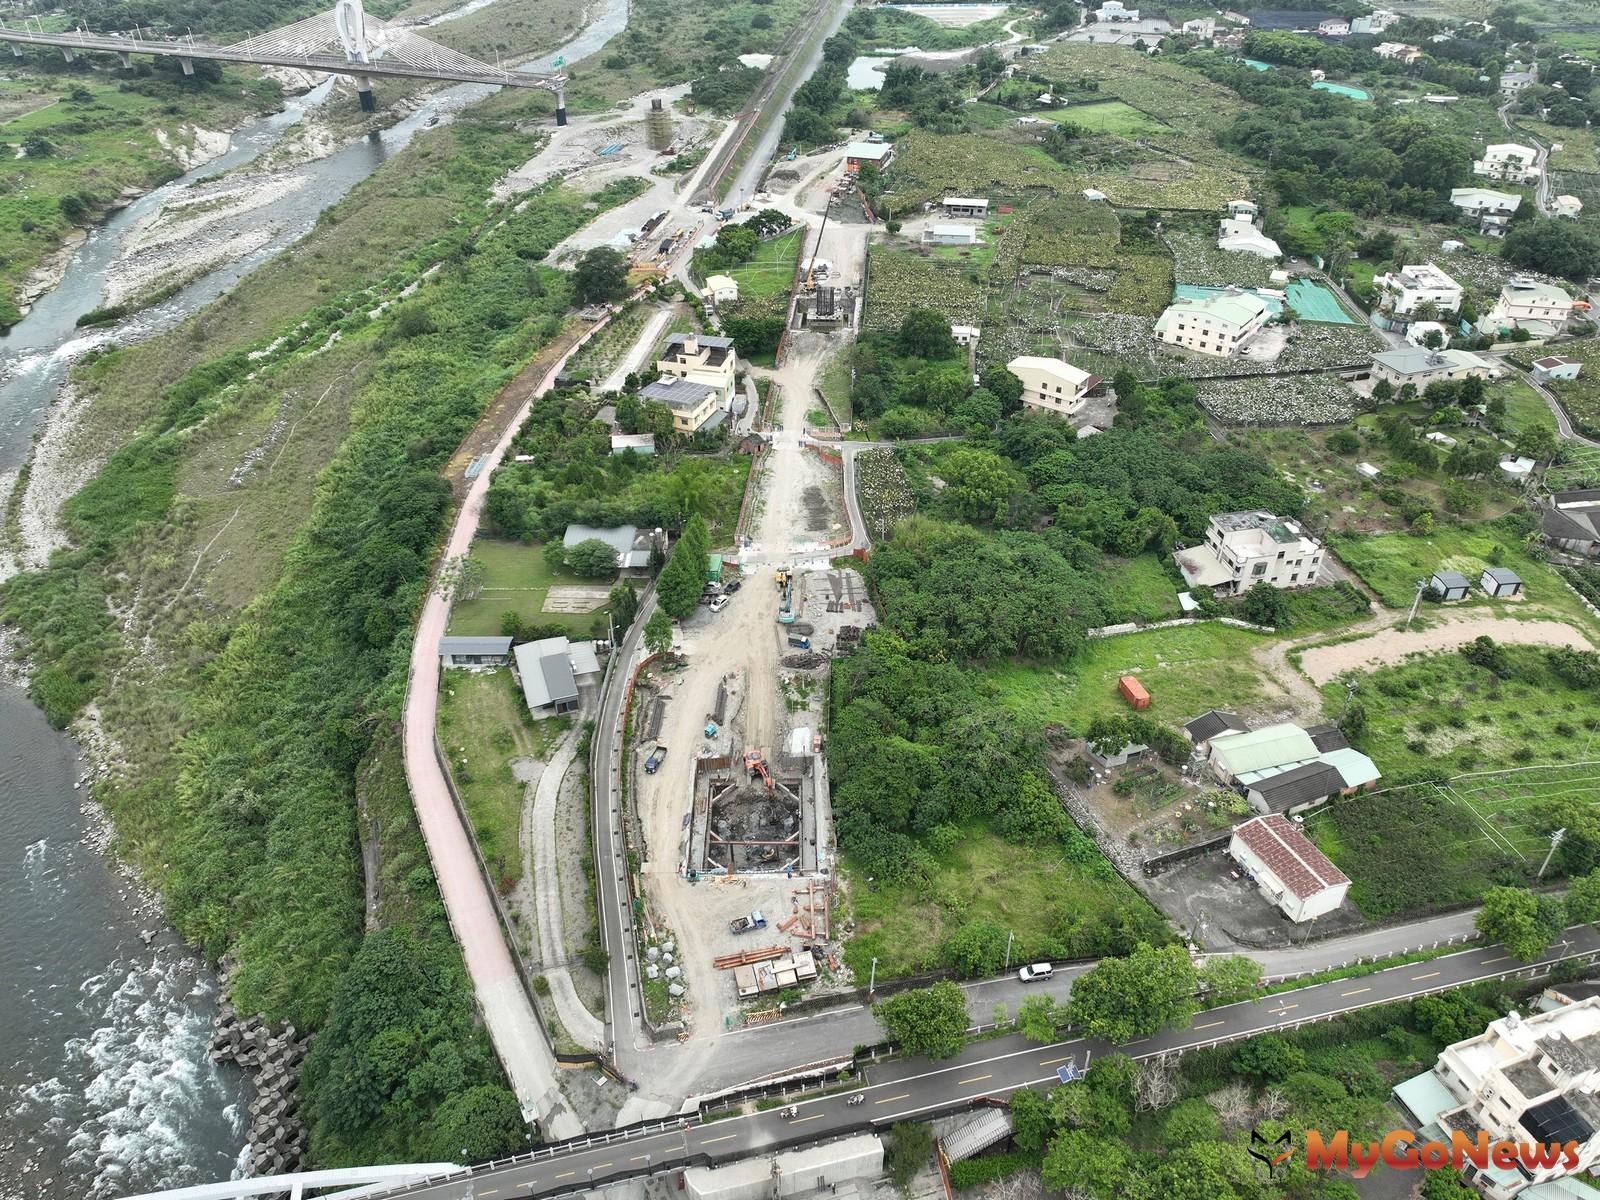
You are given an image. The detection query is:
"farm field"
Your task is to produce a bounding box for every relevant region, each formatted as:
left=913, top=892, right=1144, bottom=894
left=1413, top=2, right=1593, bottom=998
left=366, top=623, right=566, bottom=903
left=840, top=823, right=1166, bottom=980
left=1329, top=521, right=1600, bottom=634
left=1308, top=762, right=1600, bottom=918
left=1058, top=100, right=1170, bottom=136
left=446, top=537, right=613, bottom=638
left=1542, top=340, right=1600, bottom=441
left=984, top=622, right=1283, bottom=733
left=726, top=228, right=805, bottom=300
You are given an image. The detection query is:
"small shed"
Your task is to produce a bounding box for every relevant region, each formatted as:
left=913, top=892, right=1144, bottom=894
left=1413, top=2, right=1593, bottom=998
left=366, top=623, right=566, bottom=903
left=1532, top=355, right=1582, bottom=383
left=1357, top=462, right=1381, bottom=479
left=922, top=223, right=979, bottom=246
left=1480, top=566, right=1523, bottom=597
left=1118, top=675, right=1150, bottom=710
left=706, top=553, right=723, bottom=582
left=1500, top=456, right=1536, bottom=481
left=705, top=274, right=739, bottom=304
left=1430, top=570, right=1471, bottom=601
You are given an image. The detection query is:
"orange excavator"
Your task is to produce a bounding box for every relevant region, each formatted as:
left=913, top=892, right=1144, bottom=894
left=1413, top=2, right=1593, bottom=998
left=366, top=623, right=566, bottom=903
left=744, top=748, right=774, bottom=792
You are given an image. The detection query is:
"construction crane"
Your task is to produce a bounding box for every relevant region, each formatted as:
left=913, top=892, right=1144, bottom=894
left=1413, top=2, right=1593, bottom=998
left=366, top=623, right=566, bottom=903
left=744, top=748, right=774, bottom=792
left=802, top=199, right=832, bottom=293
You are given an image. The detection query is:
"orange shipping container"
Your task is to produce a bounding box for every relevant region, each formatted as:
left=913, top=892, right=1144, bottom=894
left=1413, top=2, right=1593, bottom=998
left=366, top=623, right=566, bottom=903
left=1118, top=675, right=1150, bottom=710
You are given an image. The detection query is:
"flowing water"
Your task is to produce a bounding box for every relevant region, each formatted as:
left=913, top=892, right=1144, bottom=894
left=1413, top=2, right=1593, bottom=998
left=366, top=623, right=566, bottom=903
left=0, top=2, right=628, bottom=1194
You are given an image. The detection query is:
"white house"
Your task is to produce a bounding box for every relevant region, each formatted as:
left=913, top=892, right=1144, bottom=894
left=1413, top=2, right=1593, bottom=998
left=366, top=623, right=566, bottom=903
left=1217, top=217, right=1282, bottom=258
left=1317, top=17, right=1350, bottom=34
left=922, top=223, right=980, bottom=246
left=1007, top=355, right=1101, bottom=417
left=1393, top=997, right=1600, bottom=1200
left=1555, top=194, right=1584, bottom=220
left=950, top=324, right=981, bottom=347
left=941, top=197, right=989, bottom=219
left=563, top=523, right=660, bottom=571
left=1374, top=41, right=1422, bottom=61
left=1473, top=143, right=1540, bottom=185
left=1172, top=510, right=1324, bottom=595
left=1532, top=355, right=1582, bottom=383
left=1229, top=814, right=1351, bottom=923
left=1182, top=17, right=1215, bottom=38
left=1450, top=187, right=1521, bottom=236
left=1226, top=198, right=1259, bottom=220
left=1095, top=0, right=1139, bottom=20
left=1499, top=66, right=1537, bottom=96
left=1373, top=262, right=1462, bottom=316
left=1154, top=290, right=1270, bottom=357
left=1405, top=320, right=1450, bottom=347
left=704, top=274, right=739, bottom=304
left=1483, top=278, right=1575, bottom=336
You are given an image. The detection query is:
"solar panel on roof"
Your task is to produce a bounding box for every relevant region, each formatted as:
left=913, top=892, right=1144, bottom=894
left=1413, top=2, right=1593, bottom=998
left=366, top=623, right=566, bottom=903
left=1523, top=1095, right=1594, bottom=1146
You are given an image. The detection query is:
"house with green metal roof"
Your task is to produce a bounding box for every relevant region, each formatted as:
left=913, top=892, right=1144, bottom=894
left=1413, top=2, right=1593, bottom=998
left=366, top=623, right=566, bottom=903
left=1154, top=289, right=1270, bottom=358
left=1208, top=722, right=1319, bottom=782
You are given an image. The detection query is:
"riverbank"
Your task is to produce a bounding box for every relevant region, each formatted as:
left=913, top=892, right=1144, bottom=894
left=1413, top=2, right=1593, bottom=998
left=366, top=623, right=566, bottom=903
left=0, top=62, right=283, bottom=326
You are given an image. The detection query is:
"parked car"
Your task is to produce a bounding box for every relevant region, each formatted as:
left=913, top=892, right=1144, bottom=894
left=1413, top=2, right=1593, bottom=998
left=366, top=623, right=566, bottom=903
left=709, top=595, right=730, bottom=613
left=725, top=580, right=742, bottom=594
left=1018, top=962, right=1054, bottom=983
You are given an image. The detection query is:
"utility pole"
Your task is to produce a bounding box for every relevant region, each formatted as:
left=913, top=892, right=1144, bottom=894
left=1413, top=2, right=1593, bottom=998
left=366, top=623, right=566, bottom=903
left=1539, top=828, right=1567, bottom=879
left=867, top=956, right=878, bottom=1004
left=1003, top=930, right=1015, bottom=972
left=1405, top=577, right=1428, bottom=630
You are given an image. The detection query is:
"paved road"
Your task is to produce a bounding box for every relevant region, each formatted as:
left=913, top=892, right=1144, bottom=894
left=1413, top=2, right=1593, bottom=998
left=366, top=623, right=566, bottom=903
left=402, top=325, right=611, bottom=1137
left=367, top=926, right=1600, bottom=1200
left=530, top=730, right=606, bottom=1052
left=591, top=579, right=659, bottom=1081
left=1498, top=100, right=1555, bottom=216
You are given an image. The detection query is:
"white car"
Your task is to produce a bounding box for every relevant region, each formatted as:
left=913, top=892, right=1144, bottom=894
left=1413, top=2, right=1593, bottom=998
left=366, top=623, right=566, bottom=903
left=709, top=595, right=730, bottom=613
left=1017, top=962, right=1053, bottom=983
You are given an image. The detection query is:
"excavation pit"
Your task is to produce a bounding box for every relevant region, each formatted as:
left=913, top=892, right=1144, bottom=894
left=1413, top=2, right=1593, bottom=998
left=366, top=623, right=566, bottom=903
left=689, top=751, right=825, bottom=876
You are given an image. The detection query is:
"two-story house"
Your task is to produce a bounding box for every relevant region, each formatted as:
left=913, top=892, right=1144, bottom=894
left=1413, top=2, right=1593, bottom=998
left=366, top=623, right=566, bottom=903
left=1154, top=290, right=1270, bottom=357
left=1395, top=998, right=1600, bottom=1200
left=1172, top=510, right=1325, bottom=595
left=1373, top=262, right=1464, bottom=316
left=1451, top=188, right=1522, bottom=237
left=1474, top=143, right=1541, bottom=185
left=1482, top=279, right=1575, bottom=337
left=1007, top=355, right=1101, bottom=417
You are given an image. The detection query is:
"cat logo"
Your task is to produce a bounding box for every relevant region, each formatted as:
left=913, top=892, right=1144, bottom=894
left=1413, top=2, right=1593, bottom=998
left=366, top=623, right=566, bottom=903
left=1250, top=1128, right=1293, bottom=1180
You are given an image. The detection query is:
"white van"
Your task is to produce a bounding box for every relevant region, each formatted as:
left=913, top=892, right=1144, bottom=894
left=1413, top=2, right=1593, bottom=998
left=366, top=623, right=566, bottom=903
left=1018, top=962, right=1053, bottom=983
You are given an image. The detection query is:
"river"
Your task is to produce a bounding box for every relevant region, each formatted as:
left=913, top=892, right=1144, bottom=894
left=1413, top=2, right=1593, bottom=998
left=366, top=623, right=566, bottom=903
left=0, top=1, right=626, bottom=1194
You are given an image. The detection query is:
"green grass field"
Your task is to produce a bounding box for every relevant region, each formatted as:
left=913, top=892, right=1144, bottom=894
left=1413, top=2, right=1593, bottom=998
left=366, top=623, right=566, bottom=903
left=1329, top=521, right=1600, bottom=634
left=1104, top=553, right=1181, bottom=623
left=447, top=538, right=613, bottom=638
left=1059, top=100, right=1170, bottom=137
left=726, top=228, right=804, bottom=300
left=437, top=669, right=568, bottom=894
left=841, top=824, right=1164, bottom=980
left=984, top=622, right=1280, bottom=733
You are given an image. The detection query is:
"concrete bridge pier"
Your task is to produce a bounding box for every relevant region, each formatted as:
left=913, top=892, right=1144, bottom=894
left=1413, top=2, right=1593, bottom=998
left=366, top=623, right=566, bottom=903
left=9, top=42, right=22, bottom=57
left=60, top=46, right=74, bottom=62
left=355, top=73, right=375, bottom=111
left=555, top=85, right=566, bottom=126
left=117, top=50, right=131, bottom=67
left=178, top=55, right=194, bottom=74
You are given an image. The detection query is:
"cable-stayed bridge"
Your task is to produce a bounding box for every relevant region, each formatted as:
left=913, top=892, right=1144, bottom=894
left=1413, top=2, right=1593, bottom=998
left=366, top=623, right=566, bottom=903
left=0, top=0, right=569, bottom=120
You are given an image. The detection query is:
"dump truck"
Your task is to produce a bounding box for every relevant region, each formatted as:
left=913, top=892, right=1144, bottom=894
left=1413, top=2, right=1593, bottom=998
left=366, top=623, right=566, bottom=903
left=644, top=744, right=668, bottom=774
left=729, top=910, right=767, bottom=935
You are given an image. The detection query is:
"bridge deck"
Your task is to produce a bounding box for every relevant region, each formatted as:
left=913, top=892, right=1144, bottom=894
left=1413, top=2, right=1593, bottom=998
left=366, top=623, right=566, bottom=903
left=0, top=26, right=562, bottom=89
